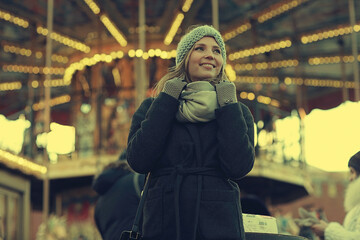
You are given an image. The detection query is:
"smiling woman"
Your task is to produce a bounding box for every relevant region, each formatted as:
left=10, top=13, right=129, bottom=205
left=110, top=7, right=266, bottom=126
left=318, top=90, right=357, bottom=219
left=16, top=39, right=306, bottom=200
left=126, top=25, right=255, bottom=240
left=187, top=37, right=223, bottom=82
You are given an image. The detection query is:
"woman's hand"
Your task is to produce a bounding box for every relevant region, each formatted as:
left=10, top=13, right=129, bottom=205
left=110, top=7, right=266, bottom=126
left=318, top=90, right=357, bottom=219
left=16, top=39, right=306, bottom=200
left=162, top=77, right=187, bottom=99
left=215, top=81, right=237, bottom=107
left=311, top=220, right=328, bottom=238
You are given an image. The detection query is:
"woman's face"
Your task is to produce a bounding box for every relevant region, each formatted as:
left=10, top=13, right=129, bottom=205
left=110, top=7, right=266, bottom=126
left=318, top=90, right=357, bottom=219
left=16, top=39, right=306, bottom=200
left=187, top=37, right=223, bottom=82
left=349, top=166, right=358, bottom=182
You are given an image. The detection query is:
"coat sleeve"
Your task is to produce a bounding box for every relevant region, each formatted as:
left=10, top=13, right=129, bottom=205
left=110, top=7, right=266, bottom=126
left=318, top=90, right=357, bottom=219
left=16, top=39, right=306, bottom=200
left=325, top=222, right=360, bottom=240
left=214, top=102, right=255, bottom=179
left=127, top=93, right=179, bottom=173
left=324, top=205, right=360, bottom=240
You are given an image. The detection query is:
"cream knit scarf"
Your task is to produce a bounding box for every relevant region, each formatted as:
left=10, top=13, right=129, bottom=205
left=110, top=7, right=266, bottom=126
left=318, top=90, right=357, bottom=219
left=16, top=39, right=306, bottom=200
left=176, top=81, right=219, bottom=123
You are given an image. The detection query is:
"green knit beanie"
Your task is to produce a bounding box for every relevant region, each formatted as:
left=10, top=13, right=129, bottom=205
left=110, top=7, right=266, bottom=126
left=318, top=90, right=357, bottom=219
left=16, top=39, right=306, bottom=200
left=176, top=25, right=226, bottom=67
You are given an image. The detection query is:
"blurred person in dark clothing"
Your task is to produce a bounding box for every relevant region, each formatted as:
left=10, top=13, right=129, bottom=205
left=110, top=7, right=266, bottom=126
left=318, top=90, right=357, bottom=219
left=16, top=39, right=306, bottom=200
left=311, top=151, right=360, bottom=240
left=92, top=150, right=145, bottom=240
left=240, top=194, right=271, bottom=216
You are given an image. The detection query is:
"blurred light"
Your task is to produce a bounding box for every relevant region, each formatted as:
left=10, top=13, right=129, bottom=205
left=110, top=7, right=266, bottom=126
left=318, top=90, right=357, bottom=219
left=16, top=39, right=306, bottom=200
left=155, top=48, right=162, bottom=56
left=148, top=49, right=155, bottom=57
left=256, top=0, right=309, bottom=23
left=100, top=14, right=127, bottom=47
left=164, top=13, right=184, bottom=45
left=112, top=67, right=121, bottom=87
left=229, top=39, right=292, bottom=60
left=284, top=77, right=355, bottom=89
left=235, top=76, right=279, bottom=85
left=37, top=26, right=90, bottom=53
left=2, top=64, right=65, bottom=75
left=33, top=95, right=71, bottom=111
left=225, top=65, right=236, bottom=81
left=0, top=9, right=29, bottom=28
left=304, top=101, right=360, bottom=171
left=301, top=24, right=357, bottom=44
left=83, top=0, right=100, bottom=15
left=0, top=115, right=30, bottom=154
left=182, top=0, right=194, bottom=12
left=80, top=103, right=92, bottom=114
left=247, top=92, right=255, bottom=100
left=31, top=81, right=39, bottom=88
left=223, top=22, right=251, bottom=41
left=63, top=48, right=176, bottom=85
left=142, top=52, right=149, bottom=60
left=232, top=60, right=298, bottom=69
left=240, top=92, right=248, bottom=99
left=48, top=123, right=75, bottom=154
left=135, top=49, right=143, bottom=57
left=0, top=82, right=22, bottom=91
left=309, top=55, right=360, bottom=65
left=257, top=120, right=264, bottom=129
left=0, top=149, right=47, bottom=176
left=128, top=49, right=136, bottom=57
left=274, top=111, right=301, bottom=161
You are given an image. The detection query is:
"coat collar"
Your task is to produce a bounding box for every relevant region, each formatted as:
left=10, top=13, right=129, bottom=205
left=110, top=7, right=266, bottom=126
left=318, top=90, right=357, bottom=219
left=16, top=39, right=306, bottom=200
left=344, top=176, right=360, bottom=212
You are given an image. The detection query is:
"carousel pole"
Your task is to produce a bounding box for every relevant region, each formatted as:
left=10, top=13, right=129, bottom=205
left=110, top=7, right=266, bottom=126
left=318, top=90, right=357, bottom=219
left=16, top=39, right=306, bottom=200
left=135, top=0, right=148, bottom=109
left=349, top=0, right=360, bottom=101
left=339, top=39, right=349, bottom=102
left=211, top=0, right=219, bottom=30
left=43, top=0, right=53, bottom=231
left=27, top=24, right=37, bottom=159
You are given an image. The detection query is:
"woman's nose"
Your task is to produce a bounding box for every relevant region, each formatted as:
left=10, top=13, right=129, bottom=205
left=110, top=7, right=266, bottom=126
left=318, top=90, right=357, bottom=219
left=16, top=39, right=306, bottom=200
left=204, top=50, right=214, bottom=59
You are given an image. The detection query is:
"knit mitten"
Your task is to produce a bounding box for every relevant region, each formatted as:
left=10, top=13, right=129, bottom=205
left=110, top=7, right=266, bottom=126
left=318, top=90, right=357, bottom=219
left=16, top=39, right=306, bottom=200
left=215, top=81, right=237, bottom=107
left=162, top=77, right=187, bottom=99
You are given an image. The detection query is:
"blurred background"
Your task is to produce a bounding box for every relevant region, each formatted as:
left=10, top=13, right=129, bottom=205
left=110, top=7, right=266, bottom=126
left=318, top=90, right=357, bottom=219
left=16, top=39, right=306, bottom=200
left=0, top=0, right=359, bottom=239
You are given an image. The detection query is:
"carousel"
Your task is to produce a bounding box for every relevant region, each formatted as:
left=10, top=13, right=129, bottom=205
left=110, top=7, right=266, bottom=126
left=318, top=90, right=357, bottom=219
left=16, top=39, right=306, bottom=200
left=0, top=0, right=359, bottom=239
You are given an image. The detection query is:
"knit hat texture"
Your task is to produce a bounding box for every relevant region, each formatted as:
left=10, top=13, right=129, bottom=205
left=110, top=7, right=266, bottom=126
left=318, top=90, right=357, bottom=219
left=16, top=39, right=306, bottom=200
left=176, top=25, right=226, bottom=67
left=348, top=151, right=360, bottom=173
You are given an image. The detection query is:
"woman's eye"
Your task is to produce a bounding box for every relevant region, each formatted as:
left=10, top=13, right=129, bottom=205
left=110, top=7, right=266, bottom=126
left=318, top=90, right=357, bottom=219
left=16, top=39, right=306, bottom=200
left=195, top=46, right=204, bottom=51
left=214, top=49, right=221, bottom=54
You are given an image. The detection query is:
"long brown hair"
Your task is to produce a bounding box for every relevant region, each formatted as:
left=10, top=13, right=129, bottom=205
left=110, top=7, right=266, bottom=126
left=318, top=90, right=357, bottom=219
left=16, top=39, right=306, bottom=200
left=153, top=41, right=228, bottom=96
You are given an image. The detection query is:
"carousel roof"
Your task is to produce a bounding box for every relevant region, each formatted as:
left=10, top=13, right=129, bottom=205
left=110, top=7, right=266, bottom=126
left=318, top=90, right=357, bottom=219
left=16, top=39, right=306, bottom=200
left=0, top=0, right=359, bottom=118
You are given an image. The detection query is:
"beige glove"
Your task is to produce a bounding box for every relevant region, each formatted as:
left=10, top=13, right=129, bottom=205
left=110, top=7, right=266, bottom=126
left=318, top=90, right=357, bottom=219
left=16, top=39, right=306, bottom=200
left=214, top=81, right=237, bottom=107
left=162, top=77, right=187, bottom=99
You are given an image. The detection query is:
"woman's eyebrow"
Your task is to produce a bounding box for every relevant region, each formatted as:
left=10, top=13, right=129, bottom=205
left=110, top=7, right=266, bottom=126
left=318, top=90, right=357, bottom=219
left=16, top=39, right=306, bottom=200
left=194, top=43, right=220, bottom=48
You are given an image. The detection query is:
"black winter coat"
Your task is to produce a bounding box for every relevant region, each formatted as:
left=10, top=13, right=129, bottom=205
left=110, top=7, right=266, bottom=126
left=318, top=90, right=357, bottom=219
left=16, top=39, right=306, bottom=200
left=127, top=93, right=255, bottom=240
left=93, top=167, right=145, bottom=240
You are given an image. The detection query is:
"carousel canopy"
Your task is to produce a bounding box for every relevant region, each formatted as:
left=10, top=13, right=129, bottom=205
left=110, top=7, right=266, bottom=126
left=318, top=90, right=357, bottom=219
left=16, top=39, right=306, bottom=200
left=0, top=0, right=359, bottom=118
